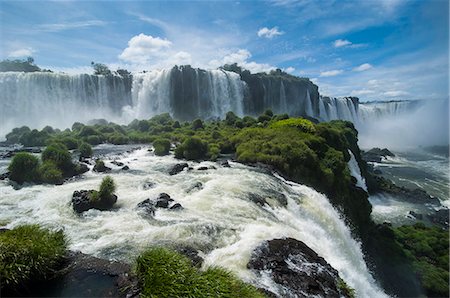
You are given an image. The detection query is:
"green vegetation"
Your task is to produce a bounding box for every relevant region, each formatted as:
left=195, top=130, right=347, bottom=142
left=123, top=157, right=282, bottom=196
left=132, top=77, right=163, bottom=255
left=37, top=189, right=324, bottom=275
left=8, top=152, right=40, bottom=184
left=0, top=225, right=66, bottom=289
left=38, top=161, right=63, bottom=184
left=153, top=138, right=171, bottom=156
left=337, top=278, right=356, bottom=298
left=135, top=247, right=264, bottom=298
left=175, top=137, right=208, bottom=160
left=78, top=142, right=93, bottom=158
left=394, top=224, right=449, bottom=297
left=98, top=176, right=116, bottom=201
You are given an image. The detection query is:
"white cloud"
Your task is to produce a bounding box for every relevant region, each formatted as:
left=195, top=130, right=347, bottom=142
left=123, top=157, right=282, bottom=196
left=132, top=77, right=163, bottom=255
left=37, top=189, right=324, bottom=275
left=119, top=33, right=172, bottom=64
left=353, top=63, right=373, bottom=71
left=384, top=90, right=409, bottom=97
left=209, top=49, right=275, bottom=73
left=320, top=69, right=343, bottom=77
left=333, top=39, right=352, bottom=48
left=36, top=20, right=107, bottom=32
left=8, top=47, right=35, bottom=58
left=283, top=66, right=295, bottom=73
left=171, top=51, right=192, bottom=65
left=350, top=89, right=375, bottom=96
left=257, top=27, right=284, bottom=38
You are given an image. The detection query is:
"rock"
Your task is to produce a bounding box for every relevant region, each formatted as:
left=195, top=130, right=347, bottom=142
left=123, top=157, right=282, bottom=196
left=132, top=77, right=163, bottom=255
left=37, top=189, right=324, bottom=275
left=0, top=172, right=10, bottom=180
left=169, top=163, right=189, bottom=175
left=155, top=193, right=174, bottom=208
left=427, top=208, right=449, bottom=228
left=187, top=182, right=203, bottom=193
left=362, top=147, right=395, bottom=163
left=248, top=193, right=268, bottom=207
left=72, top=190, right=117, bottom=213
left=197, top=166, right=208, bottom=171
left=170, top=203, right=183, bottom=210
left=121, top=165, right=129, bottom=171
left=111, top=160, right=124, bottom=167
left=175, top=246, right=203, bottom=268
left=220, top=160, right=231, bottom=168
left=136, top=198, right=156, bottom=216
left=248, top=238, right=345, bottom=298
left=79, top=157, right=92, bottom=164
left=409, top=211, right=423, bottom=220
left=75, top=163, right=89, bottom=175
left=93, top=161, right=111, bottom=173
left=142, top=181, right=156, bottom=190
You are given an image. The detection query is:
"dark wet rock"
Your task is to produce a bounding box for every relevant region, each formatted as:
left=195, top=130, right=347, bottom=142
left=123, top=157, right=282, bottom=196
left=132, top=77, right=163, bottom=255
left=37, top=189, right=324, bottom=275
left=142, top=181, right=156, bottom=190
left=155, top=193, right=174, bottom=208
left=197, top=166, right=208, bottom=171
left=111, top=160, right=124, bottom=167
left=427, top=208, right=449, bottom=228
left=72, top=190, right=117, bottom=213
left=75, top=163, right=89, bottom=175
left=220, top=160, right=231, bottom=168
left=362, top=148, right=395, bottom=163
left=248, top=193, right=268, bottom=207
left=409, top=211, right=423, bottom=220
left=136, top=199, right=155, bottom=216
left=169, top=163, right=189, bottom=175
left=0, top=172, right=10, bottom=180
left=175, top=246, right=203, bottom=268
left=93, top=161, right=111, bottom=173
left=79, top=157, right=92, bottom=164
left=373, top=169, right=382, bottom=175
left=248, top=238, right=345, bottom=298
left=18, top=251, right=140, bottom=298
left=121, top=165, right=129, bottom=171
left=170, top=203, right=183, bottom=210
left=187, top=182, right=203, bottom=193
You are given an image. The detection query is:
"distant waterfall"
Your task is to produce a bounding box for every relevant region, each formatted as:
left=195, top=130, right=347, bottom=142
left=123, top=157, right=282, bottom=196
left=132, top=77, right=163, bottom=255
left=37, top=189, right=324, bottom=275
left=0, top=72, right=131, bottom=136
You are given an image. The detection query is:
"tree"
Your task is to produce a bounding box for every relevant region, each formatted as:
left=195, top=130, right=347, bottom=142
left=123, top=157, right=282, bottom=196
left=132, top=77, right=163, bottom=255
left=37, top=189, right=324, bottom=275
left=99, top=176, right=116, bottom=200
left=91, top=62, right=112, bottom=76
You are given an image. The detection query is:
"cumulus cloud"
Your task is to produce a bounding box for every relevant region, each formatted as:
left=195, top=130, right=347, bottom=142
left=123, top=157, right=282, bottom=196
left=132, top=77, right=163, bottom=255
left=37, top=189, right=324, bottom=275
left=283, top=66, right=295, bottom=73
left=353, top=63, right=373, bottom=71
left=209, top=49, right=275, bottom=73
left=257, top=27, right=284, bottom=38
left=8, top=47, right=35, bottom=58
left=333, top=39, right=352, bottom=48
left=119, top=33, right=172, bottom=64
left=320, top=69, right=343, bottom=77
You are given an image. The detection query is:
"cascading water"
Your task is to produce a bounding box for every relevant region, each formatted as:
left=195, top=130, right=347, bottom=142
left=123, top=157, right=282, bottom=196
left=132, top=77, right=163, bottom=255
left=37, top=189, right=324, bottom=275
left=348, top=150, right=368, bottom=191
left=0, top=146, right=388, bottom=297
left=0, top=72, right=132, bottom=136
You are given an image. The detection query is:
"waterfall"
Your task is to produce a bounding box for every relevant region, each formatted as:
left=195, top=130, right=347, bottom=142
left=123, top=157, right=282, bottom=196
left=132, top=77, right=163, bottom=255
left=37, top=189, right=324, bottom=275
left=0, top=71, right=132, bottom=136
left=348, top=150, right=368, bottom=191
left=0, top=146, right=388, bottom=297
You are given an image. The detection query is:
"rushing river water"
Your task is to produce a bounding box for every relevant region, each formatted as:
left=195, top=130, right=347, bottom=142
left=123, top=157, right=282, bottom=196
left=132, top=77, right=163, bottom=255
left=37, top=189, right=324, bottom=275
left=0, top=145, right=388, bottom=297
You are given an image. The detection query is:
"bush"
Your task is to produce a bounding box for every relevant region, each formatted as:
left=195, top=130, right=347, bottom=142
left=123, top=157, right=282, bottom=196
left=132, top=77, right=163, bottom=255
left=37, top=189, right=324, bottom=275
left=109, top=133, right=129, bottom=145
left=42, top=144, right=73, bottom=174
left=270, top=118, right=316, bottom=133
left=39, top=161, right=63, bottom=184
left=78, top=126, right=99, bottom=137
left=225, top=111, right=239, bottom=126
left=8, top=152, right=40, bottom=184
left=0, top=225, right=66, bottom=289
left=98, top=176, right=116, bottom=200
left=86, top=135, right=102, bottom=145
left=60, top=137, right=79, bottom=150
left=175, top=137, right=208, bottom=160
left=192, top=119, right=204, bottom=130
left=153, top=138, right=171, bottom=156
left=135, top=247, right=264, bottom=298
left=78, top=142, right=93, bottom=158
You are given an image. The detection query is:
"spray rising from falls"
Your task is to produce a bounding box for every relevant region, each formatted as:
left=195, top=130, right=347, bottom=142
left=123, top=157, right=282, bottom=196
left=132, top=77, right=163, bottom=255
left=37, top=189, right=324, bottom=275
left=0, top=146, right=387, bottom=297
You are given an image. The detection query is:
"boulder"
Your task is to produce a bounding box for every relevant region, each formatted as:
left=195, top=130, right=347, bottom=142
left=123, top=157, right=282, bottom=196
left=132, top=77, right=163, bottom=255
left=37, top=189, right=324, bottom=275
left=0, top=172, right=10, bottom=180
left=247, top=193, right=268, bottom=207
left=136, top=193, right=183, bottom=216
left=111, top=160, right=124, bottom=167
left=93, top=162, right=111, bottom=173
left=72, top=190, right=117, bottom=213
left=169, top=163, right=189, bottom=175
left=121, top=165, right=129, bottom=171
left=362, top=147, right=395, bottom=163
left=248, top=238, right=347, bottom=298
left=220, top=160, right=231, bottom=168
left=142, top=181, right=156, bottom=190
left=187, top=182, right=203, bottom=193
left=155, top=193, right=174, bottom=208
left=136, top=198, right=156, bottom=216
left=170, top=203, right=183, bottom=210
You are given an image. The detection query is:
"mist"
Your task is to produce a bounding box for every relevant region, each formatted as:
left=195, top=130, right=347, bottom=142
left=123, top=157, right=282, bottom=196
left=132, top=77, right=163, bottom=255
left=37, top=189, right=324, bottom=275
left=358, top=99, right=449, bottom=150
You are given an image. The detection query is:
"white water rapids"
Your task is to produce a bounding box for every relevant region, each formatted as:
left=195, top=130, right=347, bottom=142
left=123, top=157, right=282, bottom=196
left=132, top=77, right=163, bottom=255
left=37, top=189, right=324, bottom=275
left=0, top=145, right=388, bottom=297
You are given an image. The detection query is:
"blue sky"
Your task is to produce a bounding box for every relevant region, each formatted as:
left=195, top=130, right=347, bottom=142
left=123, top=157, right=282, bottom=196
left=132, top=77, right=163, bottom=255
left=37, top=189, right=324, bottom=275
left=0, top=0, right=448, bottom=101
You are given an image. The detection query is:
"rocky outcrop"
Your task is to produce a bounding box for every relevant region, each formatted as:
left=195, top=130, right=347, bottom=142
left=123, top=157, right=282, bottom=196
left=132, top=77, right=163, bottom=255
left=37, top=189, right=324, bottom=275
left=169, top=163, right=189, bottom=175
left=93, top=161, right=111, bottom=173
left=136, top=193, right=183, bottom=216
left=248, top=238, right=351, bottom=298
left=362, top=148, right=395, bottom=163
left=72, top=190, right=117, bottom=213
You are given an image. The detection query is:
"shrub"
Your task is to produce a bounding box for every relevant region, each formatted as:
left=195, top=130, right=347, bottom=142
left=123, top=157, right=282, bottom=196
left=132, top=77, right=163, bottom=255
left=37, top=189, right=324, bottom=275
left=0, top=225, right=66, bottom=289
left=18, top=129, right=50, bottom=146
left=78, top=142, right=93, bottom=158
left=8, top=152, right=40, bottom=184
left=192, top=119, right=204, bottom=130
left=60, top=137, right=79, bottom=150
left=225, top=111, right=239, bottom=126
left=264, top=109, right=274, bottom=117
left=98, top=176, right=116, bottom=200
left=173, top=121, right=181, bottom=129
left=39, top=161, right=63, bottom=184
left=86, top=135, right=102, bottom=145
left=175, top=137, right=208, bottom=160
left=78, top=126, right=99, bottom=137
left=270, top=118, right=316, bottom=133
left=153, top=138, right=171, bottom=156
left=5, top=126, right=31, bottom=144
left=109, top=133, right=129, bottom=145
left=135, top=247, right=264, bottom=298
left=42, top=144, right=73, bottom=173
left=71, top=122, right=84, bottom=131
left=257, top=114, right=271, bottom=123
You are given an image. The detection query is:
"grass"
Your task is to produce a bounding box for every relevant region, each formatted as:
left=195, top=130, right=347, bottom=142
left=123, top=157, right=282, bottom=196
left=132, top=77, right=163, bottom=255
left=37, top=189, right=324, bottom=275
left=135, top=247, right=265, bottom=298
left=0, top=225, right=67, bottom=289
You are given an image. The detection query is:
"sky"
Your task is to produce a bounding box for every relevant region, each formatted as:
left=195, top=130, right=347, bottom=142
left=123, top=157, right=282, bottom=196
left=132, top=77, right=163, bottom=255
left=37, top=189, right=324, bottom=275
left=0, top=0, right=448, bottom=101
